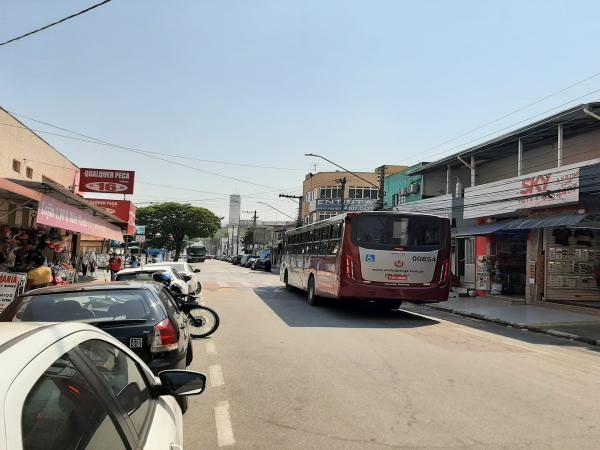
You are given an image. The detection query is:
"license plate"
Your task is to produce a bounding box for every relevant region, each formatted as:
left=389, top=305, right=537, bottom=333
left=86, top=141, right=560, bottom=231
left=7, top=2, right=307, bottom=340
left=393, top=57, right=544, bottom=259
left=130, top=338, right=143, bottom=348
left=387, top=274, right=408, bottom=281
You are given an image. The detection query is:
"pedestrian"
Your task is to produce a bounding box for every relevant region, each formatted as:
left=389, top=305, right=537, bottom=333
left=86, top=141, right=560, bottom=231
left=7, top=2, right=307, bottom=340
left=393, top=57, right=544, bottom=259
left=108, top=253, right=123, bottom=280
left=26, top=252, right=53, bottom=291
left=130, top=255, right=139, bottom=268
left=81, top=251, right=90, bottom=277
left=89, top=249, right=97, bottom=276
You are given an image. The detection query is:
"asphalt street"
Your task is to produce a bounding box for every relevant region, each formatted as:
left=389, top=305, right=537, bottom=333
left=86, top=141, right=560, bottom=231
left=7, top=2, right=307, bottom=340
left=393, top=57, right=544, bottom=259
left=184, top=260, right=600, bottom=450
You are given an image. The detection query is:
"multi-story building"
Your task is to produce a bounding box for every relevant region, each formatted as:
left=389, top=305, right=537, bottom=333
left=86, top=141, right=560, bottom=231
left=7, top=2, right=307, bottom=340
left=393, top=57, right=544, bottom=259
left=395, top=102, right=600, bottom=309
left=302, top=166, right=405, bottom=224
left=384, top=162, right=429, bottom=208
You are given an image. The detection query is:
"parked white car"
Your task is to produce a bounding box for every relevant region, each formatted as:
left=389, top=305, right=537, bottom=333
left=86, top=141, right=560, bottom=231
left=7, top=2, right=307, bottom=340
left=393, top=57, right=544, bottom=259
left=115, top=266, right=189, bottom=294
left=0, top=322, right=206, bottom=450
left=146, top=262, right=201, bottom=294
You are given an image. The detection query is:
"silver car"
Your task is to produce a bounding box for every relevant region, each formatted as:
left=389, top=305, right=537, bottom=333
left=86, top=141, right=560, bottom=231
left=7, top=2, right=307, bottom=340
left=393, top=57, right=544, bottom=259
left=146, top=262, right=202, bottom=294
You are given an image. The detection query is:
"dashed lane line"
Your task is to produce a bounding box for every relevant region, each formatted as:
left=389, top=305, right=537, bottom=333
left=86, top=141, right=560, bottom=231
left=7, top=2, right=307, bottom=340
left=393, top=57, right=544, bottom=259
left=209, top=364, right=225, bottom=387
left=206, top=342, right=217, bottom=354
left=214, top=401, right=235, bottom=447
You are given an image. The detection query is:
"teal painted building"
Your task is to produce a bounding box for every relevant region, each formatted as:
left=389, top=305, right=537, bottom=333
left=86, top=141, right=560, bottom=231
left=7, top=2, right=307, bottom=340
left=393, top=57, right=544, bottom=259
left=383, top=162, right=428, bottom=209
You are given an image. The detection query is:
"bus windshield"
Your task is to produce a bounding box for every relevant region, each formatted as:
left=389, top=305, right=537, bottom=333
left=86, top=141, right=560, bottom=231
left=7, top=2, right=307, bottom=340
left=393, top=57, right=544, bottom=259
left=351, top=214, right=445, bottom=250
left=187, top=246, right=206, bottom=256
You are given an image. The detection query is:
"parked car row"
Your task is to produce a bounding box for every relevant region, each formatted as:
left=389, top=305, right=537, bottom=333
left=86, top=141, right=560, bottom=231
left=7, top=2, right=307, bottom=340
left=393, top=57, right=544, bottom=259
left=217, top=254, right=272, bottom=271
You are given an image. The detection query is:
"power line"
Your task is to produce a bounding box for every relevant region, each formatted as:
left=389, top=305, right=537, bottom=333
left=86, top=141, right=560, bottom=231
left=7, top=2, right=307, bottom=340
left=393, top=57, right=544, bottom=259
left=412, top=69, right=600, bottom=160
left=0, top=0, right=112, bottom=47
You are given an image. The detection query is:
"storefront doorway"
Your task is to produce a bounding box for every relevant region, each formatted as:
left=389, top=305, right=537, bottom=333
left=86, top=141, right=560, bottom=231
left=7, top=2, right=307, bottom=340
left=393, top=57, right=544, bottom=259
left=493, top=231, right=527, bottom=296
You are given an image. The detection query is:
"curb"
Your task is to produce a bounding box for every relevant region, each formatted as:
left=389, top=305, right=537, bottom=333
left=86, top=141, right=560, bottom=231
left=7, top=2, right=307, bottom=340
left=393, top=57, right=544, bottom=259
left=426, top=304, right=600, bottom=348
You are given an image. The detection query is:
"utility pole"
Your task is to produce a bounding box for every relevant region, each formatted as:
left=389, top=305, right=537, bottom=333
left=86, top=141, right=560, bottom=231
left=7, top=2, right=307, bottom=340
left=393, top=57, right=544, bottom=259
left=335, top=177, right=347, bottom=212
left=243, top=210, right=259, bottom=253
left=278, top=194, right=303, bottom=227
left=376, top=165, right=386, bottom=210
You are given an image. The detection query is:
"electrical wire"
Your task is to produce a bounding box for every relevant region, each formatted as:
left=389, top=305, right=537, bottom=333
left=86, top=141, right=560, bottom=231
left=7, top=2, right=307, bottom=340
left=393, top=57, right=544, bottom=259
left=0, top=0, right=112, bottom=47
left=411, top=69, right=600, bottom=161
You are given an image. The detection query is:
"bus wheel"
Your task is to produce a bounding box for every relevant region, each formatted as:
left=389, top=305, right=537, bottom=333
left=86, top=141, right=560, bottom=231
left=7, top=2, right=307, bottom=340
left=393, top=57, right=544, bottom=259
left=307, top=276, right=322, bottom=306
left=284, top=270, right=293, bottom=291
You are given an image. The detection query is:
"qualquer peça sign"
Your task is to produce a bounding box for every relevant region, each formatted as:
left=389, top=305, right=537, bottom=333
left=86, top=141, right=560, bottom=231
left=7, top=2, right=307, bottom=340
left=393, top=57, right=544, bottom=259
left=79, top=168, right=135, bottom=195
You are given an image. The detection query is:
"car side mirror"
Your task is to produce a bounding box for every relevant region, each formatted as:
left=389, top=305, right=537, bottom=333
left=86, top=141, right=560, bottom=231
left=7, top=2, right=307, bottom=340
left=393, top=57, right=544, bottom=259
left=158, top=370, right=206, bottom=397
left=182, top=274, right=192, bottom=282
left=193, top=268, right=201, bottom=273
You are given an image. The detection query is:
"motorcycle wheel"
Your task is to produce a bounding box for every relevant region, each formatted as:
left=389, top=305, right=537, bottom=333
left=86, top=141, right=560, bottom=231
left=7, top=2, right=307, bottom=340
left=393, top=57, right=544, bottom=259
left=187, top=305, right=220, bottom=338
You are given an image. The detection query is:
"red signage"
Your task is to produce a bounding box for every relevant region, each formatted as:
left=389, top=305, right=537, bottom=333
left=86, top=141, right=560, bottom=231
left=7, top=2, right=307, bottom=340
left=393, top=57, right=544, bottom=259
left=37, top=195, right=123, bottom=242
left=89, top=199, right=137, bottom=236
left=387, top=274, right=408, bottom=281
left=79, top=168, right=135, bottom=194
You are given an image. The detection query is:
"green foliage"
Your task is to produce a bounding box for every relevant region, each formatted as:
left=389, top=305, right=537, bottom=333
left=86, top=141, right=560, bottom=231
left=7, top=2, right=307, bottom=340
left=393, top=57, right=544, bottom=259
left=136, top=203, right=221, bottom=260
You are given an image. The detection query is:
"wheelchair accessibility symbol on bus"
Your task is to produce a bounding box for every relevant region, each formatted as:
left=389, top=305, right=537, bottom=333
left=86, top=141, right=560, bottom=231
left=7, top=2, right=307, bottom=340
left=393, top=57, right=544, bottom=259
left=365, top=254, right=376, bottom=262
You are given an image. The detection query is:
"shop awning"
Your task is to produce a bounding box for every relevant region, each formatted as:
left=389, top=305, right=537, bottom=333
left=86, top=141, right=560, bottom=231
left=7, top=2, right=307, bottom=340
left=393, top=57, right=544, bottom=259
left=6, top=179, right=124, bottom=242
left=0, top=178, right=42, bottom=202
left=503, top=213, right=587, bottom=230
left=453, top=221, right=513, bottom=237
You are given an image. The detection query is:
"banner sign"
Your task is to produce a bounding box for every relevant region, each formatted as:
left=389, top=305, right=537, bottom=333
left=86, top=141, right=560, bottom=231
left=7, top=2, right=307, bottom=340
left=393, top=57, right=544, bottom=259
left=0, top=272, right=26, bottom=312
left=79, top=168, right=135, bottom=194
left=37, top=194, right=123, bottom=242
left=313, top=198, right=378, bottom=212
left=135, top=225, right=146, bottom=236
left=88, top=199, right=136, bottom=235
left=464, top=166, right=580, bottom=219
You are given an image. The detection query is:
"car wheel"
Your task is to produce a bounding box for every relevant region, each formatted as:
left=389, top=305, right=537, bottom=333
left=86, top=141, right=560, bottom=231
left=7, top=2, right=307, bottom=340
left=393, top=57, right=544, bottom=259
left=186, top=341, right=193, bottom=366
left=307, top=276, right=322, bottom=306
left=196, top=282, right=202, bottom=294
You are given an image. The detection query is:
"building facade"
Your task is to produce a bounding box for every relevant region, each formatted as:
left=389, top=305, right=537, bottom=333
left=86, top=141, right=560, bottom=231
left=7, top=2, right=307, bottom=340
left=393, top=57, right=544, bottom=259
left=384, top=162, right=427, bottom=208
left=302, top=166, right=405, bottom=224
left=395, top=102, right=600, bottom=309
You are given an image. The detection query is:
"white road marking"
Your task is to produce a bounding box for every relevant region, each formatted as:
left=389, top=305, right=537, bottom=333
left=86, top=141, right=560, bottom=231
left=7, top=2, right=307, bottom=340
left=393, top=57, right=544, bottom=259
left=214, top=401, right=235, bottom=447
left=209, top=364, right=225, bottom=387
left=501, top=340, right=551, bottom=355
left=206, top=342, right=217, bottom=354
left=453, top=327, right=487, bottom=337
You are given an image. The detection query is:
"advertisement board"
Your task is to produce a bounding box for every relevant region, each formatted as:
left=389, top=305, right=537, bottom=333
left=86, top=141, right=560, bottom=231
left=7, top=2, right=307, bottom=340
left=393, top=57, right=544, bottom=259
left=37, top=194, right=123, bottom=241
left=89, top=199, right=136, bottom=235
left=79, top=168, right=135, bottom=194
left=0, top=272, right=26, bottom=312
left=464, top=165, right=580, bottom=219
left=314, top=198, right=378, bottom=212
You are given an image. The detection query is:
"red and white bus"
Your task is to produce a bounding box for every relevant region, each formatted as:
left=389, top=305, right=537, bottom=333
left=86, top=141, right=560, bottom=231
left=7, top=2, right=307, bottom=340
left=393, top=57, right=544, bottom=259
left=280, top=211, right=450, bottom=308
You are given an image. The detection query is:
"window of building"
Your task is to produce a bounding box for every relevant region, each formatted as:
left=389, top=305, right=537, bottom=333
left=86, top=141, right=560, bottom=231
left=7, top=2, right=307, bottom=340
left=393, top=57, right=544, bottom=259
left=25, top=167, right=33, bottom=179
left=318, top=212, right=338, bottom=221
left=319, top=186, right=342, bottom=199
left=349, top=186, right=378, bottom=199
left=12, top=159, right=21, bottom=173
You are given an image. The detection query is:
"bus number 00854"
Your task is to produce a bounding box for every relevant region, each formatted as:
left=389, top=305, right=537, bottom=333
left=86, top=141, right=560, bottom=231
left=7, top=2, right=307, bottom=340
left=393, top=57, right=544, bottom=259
left=412, top=256, right=437, bottom=262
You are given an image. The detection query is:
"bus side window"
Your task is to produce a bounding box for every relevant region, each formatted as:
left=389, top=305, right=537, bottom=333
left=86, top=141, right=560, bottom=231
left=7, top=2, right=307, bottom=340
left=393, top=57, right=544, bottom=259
left=319, top=227, right=330, bottom=255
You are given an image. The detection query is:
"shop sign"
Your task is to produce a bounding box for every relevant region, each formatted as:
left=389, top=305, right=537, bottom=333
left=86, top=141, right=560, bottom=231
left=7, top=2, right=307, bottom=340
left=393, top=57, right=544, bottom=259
left=0, top=272, right=26, bottom=312
left=37, top=194, right=123, bottom=242
left=393, top=194, right=452, bottom=218
left=464, top=165, right=580, bottom=219
left=79, top=168, right=135, bottom=194
left=88, top=199, right=136, bottom=235
left=314, top=198, right=377, bottom=211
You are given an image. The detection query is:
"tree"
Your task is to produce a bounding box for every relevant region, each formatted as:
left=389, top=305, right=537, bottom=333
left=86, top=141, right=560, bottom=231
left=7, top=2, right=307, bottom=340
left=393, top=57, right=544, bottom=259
left=136, top=203, right=221, bottom=261
left=241, top=230, right=254, bottom=253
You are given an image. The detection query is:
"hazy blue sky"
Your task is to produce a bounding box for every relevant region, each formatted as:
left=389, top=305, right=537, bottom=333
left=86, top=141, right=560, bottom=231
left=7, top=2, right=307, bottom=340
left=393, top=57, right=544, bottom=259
left=2, top=0, right=600, bottom=221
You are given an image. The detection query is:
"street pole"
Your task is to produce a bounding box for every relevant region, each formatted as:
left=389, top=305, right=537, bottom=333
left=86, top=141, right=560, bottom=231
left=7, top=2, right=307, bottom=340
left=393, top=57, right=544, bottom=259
left=278, top=194, right=303, bottom=227
left=336, top=176, right=347, bottom=212
left=376, top=165, right=386, bottom=210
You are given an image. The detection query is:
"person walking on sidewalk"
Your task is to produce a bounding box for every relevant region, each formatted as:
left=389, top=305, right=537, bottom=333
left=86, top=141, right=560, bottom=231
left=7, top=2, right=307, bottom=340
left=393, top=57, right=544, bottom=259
left=109, top=253, right=123, bottom=281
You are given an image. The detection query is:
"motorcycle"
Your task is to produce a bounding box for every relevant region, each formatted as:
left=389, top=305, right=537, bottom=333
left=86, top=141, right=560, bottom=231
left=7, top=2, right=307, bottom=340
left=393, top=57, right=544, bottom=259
left=170, top=285, right=220, bottom=338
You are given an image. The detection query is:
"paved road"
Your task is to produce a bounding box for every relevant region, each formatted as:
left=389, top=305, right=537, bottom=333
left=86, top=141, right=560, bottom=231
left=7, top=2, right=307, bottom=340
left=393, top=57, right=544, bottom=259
left=184, top=260, right=600, bottom=449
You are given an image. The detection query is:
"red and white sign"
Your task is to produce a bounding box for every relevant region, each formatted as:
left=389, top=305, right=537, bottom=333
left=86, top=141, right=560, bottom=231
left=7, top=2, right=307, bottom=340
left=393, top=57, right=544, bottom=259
left=464, top=164, right=581, bottom=219
left=36, top=195, right=123, bottom=242
left=79, top=168, right=135, bottom=195
left=88, top=199, right=137, bottom=235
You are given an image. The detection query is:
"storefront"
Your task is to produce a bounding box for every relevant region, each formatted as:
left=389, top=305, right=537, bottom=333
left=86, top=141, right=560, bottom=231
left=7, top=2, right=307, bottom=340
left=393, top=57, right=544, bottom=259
left=0, top=178, right=123, bottom=310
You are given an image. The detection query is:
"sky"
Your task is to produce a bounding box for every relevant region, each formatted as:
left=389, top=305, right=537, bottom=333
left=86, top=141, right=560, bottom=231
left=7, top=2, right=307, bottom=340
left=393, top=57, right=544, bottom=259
left=2, top=0, right=600, bottom=223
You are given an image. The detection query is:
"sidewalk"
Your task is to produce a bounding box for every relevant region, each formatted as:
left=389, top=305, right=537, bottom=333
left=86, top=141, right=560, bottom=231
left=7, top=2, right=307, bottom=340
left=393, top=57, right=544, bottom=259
left=427, top=296, right=600, bottom=346
left=76, top=269, right=112, bottom=284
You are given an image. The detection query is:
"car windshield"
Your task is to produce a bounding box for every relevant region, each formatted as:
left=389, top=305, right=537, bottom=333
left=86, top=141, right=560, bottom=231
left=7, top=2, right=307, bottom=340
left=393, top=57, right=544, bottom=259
left=7, top=289, right=164, bottom=322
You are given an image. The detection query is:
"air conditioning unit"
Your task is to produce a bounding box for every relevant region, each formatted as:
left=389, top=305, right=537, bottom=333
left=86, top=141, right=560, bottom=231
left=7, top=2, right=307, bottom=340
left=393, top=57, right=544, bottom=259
left=400, top=188, right=408, bottom=196
left=407, top=183, right=420, bottom=194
